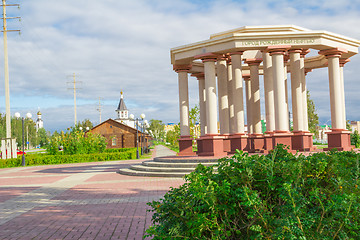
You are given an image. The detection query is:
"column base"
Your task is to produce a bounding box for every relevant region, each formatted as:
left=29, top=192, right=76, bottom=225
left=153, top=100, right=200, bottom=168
left=222, top=134, right=231, bottom=153
left=248, top=134, right=265, bottom=153
left=292, top=131, right=315, bottom=151
left=178, top=136, right=196, bottom=156
left=228, top=134, right=248, bottom=154
left=197, top=134, right=227, bottom=157
left=272, top=131, right=293, bottom=150
left=324, top=129, right=352, bottom=151
left=264, top=132, right=274, bottom=152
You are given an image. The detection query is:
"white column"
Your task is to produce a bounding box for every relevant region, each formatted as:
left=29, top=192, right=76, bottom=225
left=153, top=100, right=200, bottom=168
left=289, top=49, right=304, bottom=131
left=284, top=55, right=290, bottom=130
left=193, top=73, right=207, bottom=136
left=216, top=55, right=230, bottom=134
left=227, top=56, right=235, bottom=134
left=319, top=48, right=348, bottom=130
left=202, top=55, right=219, bottom=135
left=174, top=65, right=191, bottom=136
left=245, top=58, right=262, bottom=134
left=244, top=76, right=252, bottom=134
left=230, top=52, right=245, bottom=134
left=262, top=51, right=275, bottom=132
left=268, top=47, right=290, bottom=132
left=339, top=58, right=349, bottom=127
left=301, top=49, right=310, bottom=131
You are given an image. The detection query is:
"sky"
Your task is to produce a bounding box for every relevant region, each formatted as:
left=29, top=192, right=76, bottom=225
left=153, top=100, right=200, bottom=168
left=1, top=0, right=360, bottom=132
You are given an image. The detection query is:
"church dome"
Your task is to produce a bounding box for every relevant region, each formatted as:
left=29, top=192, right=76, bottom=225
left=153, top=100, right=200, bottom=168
left=37, top=111, right=42, bottom=115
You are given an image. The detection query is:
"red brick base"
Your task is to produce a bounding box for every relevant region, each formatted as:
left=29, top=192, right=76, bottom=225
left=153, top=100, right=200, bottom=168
left=228, top=134, right=248, bottom=153
left=178, top=136, right=196, bottom=156
left=248, top=134, right=265, bottom=153
left=292, top=131, right=314, bottom=151
left=197, top=135, right=227, bottom=157
left=325, top=129, right=352, bottom=151
left=272, top=131, right=293, bottom=149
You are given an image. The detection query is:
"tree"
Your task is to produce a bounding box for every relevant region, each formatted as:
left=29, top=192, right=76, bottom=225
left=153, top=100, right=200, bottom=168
left=189, top=105, right=200, bottom=140
left=307, top=90, right=319, bottom=134
left=148, top=119, right=165, bottom=141
left=76, top=119, right=94, bottom=131
left=36, top=128, right=49, bottom=147
left=166, top=124, right=180, bottom=146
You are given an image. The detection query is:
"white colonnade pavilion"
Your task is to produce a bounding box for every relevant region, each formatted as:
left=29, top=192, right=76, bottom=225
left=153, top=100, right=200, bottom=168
left=171, top=25, right=360, bottom=157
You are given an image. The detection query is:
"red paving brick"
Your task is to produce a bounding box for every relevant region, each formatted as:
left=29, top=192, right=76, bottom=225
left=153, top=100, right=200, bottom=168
left=0, top=187, right=40, bottom=203
left=0, top=175, right=69, bottom=186
left=0, top=148, right=185, bottom=240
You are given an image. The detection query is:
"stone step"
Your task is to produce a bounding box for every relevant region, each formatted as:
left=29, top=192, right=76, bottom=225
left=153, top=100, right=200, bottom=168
left=153, top=156, right=219, bottom=163
left=118, top=168, right=187, bottom=178
left=130, top=164, right=195, bottom=173
left=142, top=160, right=217, bottom=168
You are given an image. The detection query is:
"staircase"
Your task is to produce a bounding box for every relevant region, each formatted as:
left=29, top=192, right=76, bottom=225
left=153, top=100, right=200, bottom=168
left=118, top=155, right=220, bottom=178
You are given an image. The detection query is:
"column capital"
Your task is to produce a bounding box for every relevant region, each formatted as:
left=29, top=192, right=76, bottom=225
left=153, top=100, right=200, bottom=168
left=173, top=64, right=192, bottom=72
left=229, top=51, right=244, bottom=56
left=194, top=53, right=218, bottom=62
left=191, top=72, right=205, bottom=79
left=283, top=54, right=290, bottom=63
left=217, top=54, right=227, bottom=61
left=301, top=49, right=310, bottom=58
left=339, top=58, right=350, bottom=67
left=225, top=53, right=232, bottom=64
left=288, top=48, right=303, bottom=54
left=243, top=74, right=250, bottom=81
left=266, top=45, right=291, bottom=55
left=244, top=58, right=262, bottom=66
left=319, top=48, right=348, bottom=58
left=305, top=68, right=313, bottom=75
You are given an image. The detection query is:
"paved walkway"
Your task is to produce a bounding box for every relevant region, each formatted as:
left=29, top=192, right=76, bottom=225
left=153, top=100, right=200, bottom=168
left=0, top=145, right=182, bottom=240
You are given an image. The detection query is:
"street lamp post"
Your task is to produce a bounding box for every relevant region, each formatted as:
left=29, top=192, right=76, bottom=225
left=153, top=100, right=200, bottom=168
left=14, top=112, right=32, bottom=166
left=129, top=113, right=145, bottom=159
left=142, top=120, right=148, bottom=154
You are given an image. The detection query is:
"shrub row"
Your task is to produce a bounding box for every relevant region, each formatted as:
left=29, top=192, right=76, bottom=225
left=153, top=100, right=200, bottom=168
left=0, top=149, right=137, bottom=168
left=146, top=145, right=360, bottom=239
left=104, top=147, right=136, bottom=153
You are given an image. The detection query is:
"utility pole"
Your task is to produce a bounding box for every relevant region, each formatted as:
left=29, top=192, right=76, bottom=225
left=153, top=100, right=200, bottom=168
left=96, top=97, right=103, bottom=124
left=2, top=0, right=20, bottom=139
left=67, top=73, right=81, bottom=126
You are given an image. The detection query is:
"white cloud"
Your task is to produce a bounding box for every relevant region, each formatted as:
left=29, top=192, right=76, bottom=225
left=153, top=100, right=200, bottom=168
left=0, top=0, right=359, bottom=131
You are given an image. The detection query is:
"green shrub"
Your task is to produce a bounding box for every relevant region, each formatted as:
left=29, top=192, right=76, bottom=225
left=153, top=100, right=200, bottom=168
left=351, top=130, right=360, bottom=148
left=104, top=147, right=136, bottom=153
left=146, top=145, right=360, bottom=239
left=46, top=129, right=107, bottom=155
left=0, top=150, right=137, bottom=168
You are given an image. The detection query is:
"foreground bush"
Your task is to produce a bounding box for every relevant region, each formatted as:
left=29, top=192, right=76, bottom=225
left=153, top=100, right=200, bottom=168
left=0, top=149, right=136, bottom=168
left=146, top=145, right=360, bottom=239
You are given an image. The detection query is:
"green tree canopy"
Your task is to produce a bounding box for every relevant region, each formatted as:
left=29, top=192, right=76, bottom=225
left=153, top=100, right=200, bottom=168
left=307, top=90, right=319, bottom=134
left=148, top=119, right=165, bottom=141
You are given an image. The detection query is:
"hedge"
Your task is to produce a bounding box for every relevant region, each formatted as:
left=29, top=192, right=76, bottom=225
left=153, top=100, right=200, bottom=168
left=146, top=145, right=360, bottom=239
left=104, top=147, right=136, bottom=153
left=0, top=149, right=137, bottom=168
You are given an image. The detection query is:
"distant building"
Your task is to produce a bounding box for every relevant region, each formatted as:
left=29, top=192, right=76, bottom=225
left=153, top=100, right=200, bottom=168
left=89, top=119, right=151, bottom=149
left=36, top=111, right=44, bottom=132
left=316, top=125, right=332, bottom=143
left=350, top=121, right=360, bottom=132
left=164, top=123, right=176, bottom=133
left=115, top=91, right=135, bottom=128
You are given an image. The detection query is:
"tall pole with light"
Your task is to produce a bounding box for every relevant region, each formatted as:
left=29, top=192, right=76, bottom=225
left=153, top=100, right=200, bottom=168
left=129, top=113, right=145, bottom=159
left=2, top=1, right=20, bottom=142
left=142, top=120, right=148, bottom=154
left=14, top=112, right=32, bottom=166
